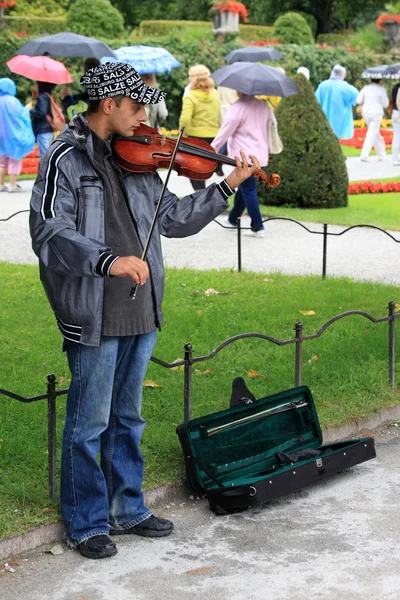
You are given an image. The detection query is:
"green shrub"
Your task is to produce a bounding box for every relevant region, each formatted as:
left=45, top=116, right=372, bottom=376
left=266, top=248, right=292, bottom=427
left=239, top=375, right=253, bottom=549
left=259, top=75, right=348, bottom=209
left=5, top=16, right=67, bottom=35
left=294, top=11, right=317, bottom=38
left=274, top=12, right=314, bottom=45
left=349, top=23, right=385, bottom=53
left=67, top=0, right=124, bottom=39
left=276, top=44, right=369, bottom=90
left=0, top=30, right=33, bottom=103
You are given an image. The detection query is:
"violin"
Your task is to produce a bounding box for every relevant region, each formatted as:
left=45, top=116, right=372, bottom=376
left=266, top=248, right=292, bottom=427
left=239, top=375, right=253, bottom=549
left=112, top=124, right=281, bottom=189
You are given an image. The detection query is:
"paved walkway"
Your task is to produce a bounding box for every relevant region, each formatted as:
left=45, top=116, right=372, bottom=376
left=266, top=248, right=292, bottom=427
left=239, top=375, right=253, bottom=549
left=2, top=426, right=400, bottom=600
left=1, top=157, right=399, bottom=284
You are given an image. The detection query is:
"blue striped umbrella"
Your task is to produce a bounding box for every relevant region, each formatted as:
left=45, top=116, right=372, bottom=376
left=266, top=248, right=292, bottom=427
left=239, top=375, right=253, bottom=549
left=100, top=45, right=181, bottom=75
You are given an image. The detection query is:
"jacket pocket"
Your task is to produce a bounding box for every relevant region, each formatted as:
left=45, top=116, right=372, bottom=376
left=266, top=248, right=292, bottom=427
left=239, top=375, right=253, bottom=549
left=77, top=177, right=104, bottom=239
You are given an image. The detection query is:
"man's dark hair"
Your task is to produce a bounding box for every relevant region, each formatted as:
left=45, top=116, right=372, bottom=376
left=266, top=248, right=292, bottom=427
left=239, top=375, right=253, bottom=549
left=86, top=94, right=125, bottom=114
left=83, top=58, right=101, bottom=74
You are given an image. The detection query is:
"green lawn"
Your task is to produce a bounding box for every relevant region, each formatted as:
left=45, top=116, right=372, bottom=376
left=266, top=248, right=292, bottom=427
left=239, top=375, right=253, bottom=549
left=340, top=145, right=386, bottom=158
left=259, top=192, right=400, bottom=231
left=0, top=264, right=399, bottom=538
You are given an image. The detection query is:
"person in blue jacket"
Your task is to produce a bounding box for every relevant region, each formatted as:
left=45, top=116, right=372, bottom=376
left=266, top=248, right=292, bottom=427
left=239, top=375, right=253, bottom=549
left=315, top=64, right=358, bottom=140
left=0, top=78, right=35, bottom=192
left=29, top=81, right=56, bottom=157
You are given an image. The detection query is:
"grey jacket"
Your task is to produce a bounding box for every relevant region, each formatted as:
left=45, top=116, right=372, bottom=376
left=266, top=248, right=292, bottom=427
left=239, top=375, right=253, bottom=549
left=30, top=114, right=231, bottom=346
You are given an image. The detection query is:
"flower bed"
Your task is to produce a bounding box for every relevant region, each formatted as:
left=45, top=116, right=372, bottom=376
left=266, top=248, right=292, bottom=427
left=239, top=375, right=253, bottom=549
left=341, top=128, right=393, bottom=149
left=353, top=118, right=392, bottom=129
left=21, top=146, right=39, bottom=175
left=348, top=180, right=400, bottom=194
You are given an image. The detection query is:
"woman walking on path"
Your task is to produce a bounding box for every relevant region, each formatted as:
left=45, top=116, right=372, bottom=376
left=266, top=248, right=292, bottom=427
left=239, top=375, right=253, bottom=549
left=356, top=78, right=389, bottom=162
left=29, top=82, right=56, bottom=158
left=0, top=78, right=35, bottom=192
left=211, top=93, right=275, bottom=237
left=179, top=68, right=220, bottom=191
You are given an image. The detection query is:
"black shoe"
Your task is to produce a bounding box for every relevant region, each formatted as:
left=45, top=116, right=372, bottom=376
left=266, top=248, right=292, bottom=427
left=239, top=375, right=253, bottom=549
left=109, top=515, right=174, bottom=538
left=78, top=534, right=117, bottom=559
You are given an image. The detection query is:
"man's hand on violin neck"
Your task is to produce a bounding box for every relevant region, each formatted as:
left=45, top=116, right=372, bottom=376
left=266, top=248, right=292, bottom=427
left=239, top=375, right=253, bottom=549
left=109, top=256, right=149, bottom=285
left=225, top=151, right=261, bottom=190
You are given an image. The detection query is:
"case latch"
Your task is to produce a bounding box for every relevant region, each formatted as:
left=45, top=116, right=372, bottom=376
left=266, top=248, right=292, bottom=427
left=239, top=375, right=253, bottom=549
left=316, top=458, right=323, bottom=468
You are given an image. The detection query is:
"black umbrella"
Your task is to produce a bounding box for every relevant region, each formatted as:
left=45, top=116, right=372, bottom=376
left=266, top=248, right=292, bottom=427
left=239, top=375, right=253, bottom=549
left=211, top=62, right=299, bottom=98
left=225, top=47, right=284, bottom=63
left=16, top=32, right=117, bottom=59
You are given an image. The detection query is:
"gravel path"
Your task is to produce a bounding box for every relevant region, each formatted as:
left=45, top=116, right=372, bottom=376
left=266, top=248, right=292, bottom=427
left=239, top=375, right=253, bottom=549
left=1, top=157, right=399, bottom=284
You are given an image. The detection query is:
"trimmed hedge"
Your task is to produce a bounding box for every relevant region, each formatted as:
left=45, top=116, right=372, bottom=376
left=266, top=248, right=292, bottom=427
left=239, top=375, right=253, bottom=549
left=274, top=12, right=314, bottom=45
left=66, top=0, right=124, bottom=39
left=259, top=75, right=348, bottom=209
left=5, top=16, right=67, bottom=35
left=134, top=20, right=276, bottom=42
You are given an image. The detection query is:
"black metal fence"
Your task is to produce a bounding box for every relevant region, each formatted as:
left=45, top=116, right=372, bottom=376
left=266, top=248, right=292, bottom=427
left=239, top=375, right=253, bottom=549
left=1, top=301, right=398, bottom=500
left=214, top=216, right=400, bottom=277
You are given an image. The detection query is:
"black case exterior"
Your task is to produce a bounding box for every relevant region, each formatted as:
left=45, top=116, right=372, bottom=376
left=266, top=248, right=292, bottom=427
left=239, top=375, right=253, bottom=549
left=176, top=386, right=376, bottom=514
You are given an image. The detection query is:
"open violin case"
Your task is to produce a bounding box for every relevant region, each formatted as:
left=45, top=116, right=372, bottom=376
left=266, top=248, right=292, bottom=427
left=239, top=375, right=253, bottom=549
left=176, top=382, right=376, bottom=514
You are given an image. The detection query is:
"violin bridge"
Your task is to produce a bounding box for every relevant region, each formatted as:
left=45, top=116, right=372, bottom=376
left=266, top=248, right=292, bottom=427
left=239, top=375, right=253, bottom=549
left=160, top=135, right=166, bottom=148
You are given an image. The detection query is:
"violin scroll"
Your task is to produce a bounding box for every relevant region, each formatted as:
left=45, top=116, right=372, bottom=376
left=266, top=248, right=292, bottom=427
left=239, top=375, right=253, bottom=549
left=254, top=169, right=281, bottom=190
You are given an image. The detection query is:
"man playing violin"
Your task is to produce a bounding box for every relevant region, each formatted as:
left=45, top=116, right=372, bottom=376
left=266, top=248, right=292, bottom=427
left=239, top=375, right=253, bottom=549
left=30, top=62, right=261, bottom=560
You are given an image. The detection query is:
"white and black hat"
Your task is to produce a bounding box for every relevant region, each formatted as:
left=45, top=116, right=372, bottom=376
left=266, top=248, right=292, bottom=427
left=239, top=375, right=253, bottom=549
left=80, top=62, right=166, bottom=104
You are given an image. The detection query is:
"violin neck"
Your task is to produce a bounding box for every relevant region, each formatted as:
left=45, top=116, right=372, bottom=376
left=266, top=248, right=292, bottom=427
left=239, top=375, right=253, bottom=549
left=178, top=141, right=247, bottom=168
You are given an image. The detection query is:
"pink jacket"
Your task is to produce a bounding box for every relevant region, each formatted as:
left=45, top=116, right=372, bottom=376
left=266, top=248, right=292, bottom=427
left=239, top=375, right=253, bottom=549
left=211, top=96, right=275, bottom=167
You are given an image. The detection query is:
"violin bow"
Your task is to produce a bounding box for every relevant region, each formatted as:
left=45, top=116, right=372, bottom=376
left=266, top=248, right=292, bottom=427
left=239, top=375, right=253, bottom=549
left=130, top=127, right=185, bottom=300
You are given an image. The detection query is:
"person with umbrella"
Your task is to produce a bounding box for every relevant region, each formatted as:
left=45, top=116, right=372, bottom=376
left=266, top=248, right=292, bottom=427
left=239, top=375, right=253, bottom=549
left=0, top=78, right=35, bottom=192
left=28, top=82, right=58, bottom=157
left=315, top=64, right=358, bottom=140
left=29, top=61, right=261, bottom=560
left=211, top=90, right=276, bottom=237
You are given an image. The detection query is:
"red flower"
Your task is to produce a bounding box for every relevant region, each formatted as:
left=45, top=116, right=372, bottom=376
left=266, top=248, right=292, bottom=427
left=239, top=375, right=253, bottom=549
left=376, top=14, right=400, bottom=31
left=214, top=1, right=248, bottom=22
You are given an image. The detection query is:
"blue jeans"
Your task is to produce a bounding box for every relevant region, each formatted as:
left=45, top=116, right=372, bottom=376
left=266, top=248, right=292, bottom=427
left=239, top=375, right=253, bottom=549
left=61, top=330, right=157, bottom=545
left=37, top=132, right=54, bottom=158
left=229, top=175, right=264, bottom=232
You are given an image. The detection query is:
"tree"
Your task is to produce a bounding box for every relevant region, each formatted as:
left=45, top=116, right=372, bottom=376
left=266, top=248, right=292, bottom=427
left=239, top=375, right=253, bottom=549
left=67, top=0, right=124, bottom=38
left=258, top=75, right=348, bottom=209
left=244, top=0, right=387, bottom=34
left=110, top=0, right=213, bottom=28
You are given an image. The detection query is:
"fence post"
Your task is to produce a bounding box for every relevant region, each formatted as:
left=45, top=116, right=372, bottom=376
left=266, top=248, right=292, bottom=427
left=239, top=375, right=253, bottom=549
left=388, top=300, right=396, bottom=388
left=294, top=321, right=303, bottom=387
left=237, top=217, right=242, bottom=273
left=183, top=343, right=193, bottom=423
left=322, top=223, right=328, bottom=279
left=46, top=374, right=57, bottom=501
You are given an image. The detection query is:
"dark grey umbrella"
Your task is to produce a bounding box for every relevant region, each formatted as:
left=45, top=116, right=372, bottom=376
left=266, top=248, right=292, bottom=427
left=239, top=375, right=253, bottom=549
left=225, top=47, right=284, bottom=63
left=16, top=32, right=117, bottom=59
left=211, top=62, right=299, bottom=98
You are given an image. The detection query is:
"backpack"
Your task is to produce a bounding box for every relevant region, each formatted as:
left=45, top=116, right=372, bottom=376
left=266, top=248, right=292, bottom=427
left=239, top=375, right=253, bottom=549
left=45, top=93, right=65, bottom=132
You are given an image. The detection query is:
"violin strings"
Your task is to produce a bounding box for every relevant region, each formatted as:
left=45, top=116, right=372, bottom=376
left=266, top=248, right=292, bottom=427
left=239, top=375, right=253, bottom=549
left=177, top=141, right=239, bottom=167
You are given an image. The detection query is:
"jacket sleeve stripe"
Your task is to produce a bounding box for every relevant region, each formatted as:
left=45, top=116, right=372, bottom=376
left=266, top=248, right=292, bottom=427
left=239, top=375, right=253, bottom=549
left=40, top=144, right=74, bottom=220
left=216, top=179, right=235, bottom=200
